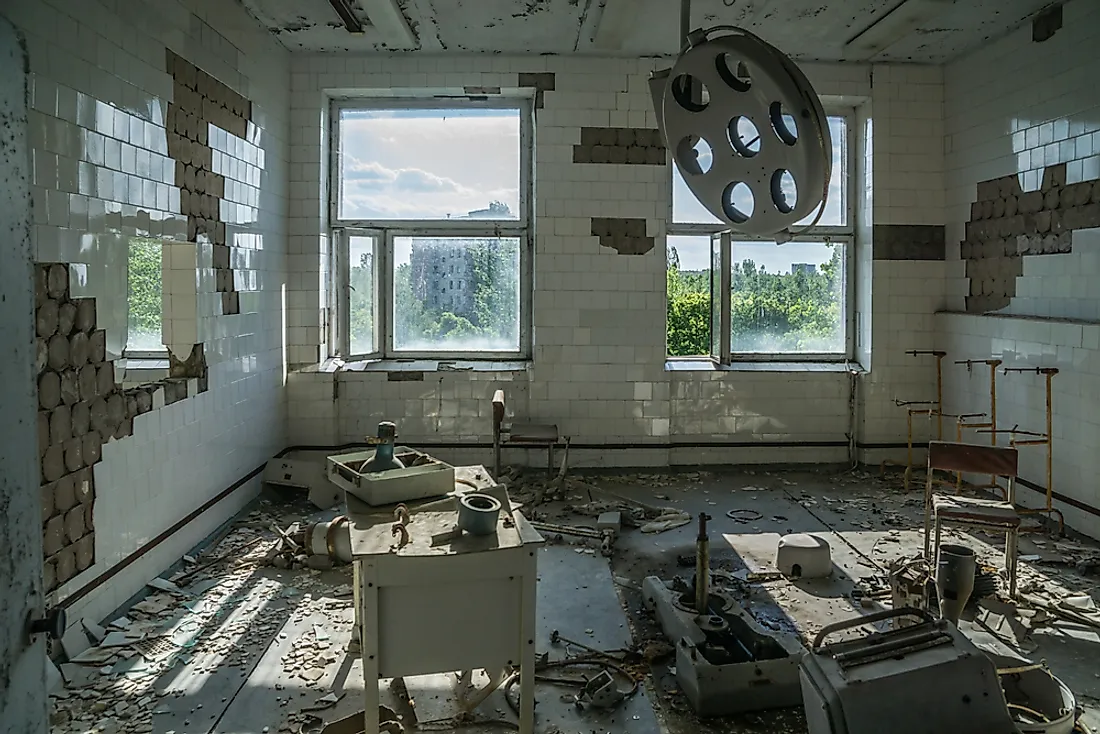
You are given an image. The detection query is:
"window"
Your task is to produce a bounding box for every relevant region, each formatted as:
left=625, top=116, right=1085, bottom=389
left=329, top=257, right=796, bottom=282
left=667, top=114, right=854, bottom=361
left=126, top=237, right=165, bottom=355
left=330, top=99, right=531, bottom=359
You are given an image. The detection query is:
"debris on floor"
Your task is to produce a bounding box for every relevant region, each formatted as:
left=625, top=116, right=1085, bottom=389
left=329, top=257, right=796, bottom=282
left=47, top=498, right=357, bottom=734
left=48, top=467, right=1100, bottom=734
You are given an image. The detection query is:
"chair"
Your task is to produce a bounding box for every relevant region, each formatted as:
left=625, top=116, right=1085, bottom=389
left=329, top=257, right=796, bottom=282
left=492, top=389, right=559, bottom=479
left=923, top=441, right=1021, bottom=598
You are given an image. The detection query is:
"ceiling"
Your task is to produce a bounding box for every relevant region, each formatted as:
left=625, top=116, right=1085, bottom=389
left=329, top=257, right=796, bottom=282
left=238, top=0, right=1054, bottom=62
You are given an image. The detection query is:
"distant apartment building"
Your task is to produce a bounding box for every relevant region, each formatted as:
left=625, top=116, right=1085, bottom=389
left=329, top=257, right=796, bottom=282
left=409, top=240, right=475, bottom=314
left=791, top=263, right=817, bottom=276
left=408, top=202, right=513, bottom=314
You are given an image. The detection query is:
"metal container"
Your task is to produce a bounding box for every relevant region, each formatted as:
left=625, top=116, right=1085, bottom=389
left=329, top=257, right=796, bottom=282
left=457, top=492, right=501, bottom=536
left=327, top=446, right=455, bottom=506
left=800, top=608, right=1016, bottom=734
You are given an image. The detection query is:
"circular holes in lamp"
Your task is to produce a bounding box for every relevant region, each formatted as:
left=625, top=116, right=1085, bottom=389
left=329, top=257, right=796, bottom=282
left=770, top=101, right=798, bottom=146
left=676, top=136, right=714, bottom=175
left=715, top=53, right=751, bottom=92
left=771, top=169, right=797, bottom=214
left=728, top=116, right=762, bottom=157
left=722, top=181, right=755, bottom=224
left=671, top=74, right=710, bottom=113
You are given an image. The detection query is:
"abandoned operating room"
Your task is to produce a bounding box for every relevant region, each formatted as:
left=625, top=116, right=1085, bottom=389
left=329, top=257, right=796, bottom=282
left=3, top=0, right=1100, bottom=732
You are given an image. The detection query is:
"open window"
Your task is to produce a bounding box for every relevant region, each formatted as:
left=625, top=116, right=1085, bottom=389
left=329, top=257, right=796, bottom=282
left=329, top=98, right=532, bottom=360
left=667, top=113, right=855, bottom=362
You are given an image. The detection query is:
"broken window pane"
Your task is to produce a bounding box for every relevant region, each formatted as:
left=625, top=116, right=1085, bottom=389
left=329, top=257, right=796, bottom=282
left=672, top=116, right=848, bottom=227
left=666, top=235, right=712, bottom=357
left=730, top=240, right=846, bottom=354
left=126, top=237, right=163, bottom=352
left=337, top=107, right=521, bottom=221
left=392, top=236, right=521, bottom=352
left=348, top=235, right=375, bottom=356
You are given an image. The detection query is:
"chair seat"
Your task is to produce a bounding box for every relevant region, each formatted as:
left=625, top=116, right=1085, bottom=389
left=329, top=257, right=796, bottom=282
left=507, top=423, right=558, bottom=444
left=932, top=494, right=1021, bottom=527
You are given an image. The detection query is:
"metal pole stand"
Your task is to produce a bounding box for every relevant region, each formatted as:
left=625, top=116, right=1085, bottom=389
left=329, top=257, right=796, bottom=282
left=977, top=366, right=1063, bottom=536
left=954, top=359, right=1004, bottom=498
left=881, top=350, right=956, bottom=491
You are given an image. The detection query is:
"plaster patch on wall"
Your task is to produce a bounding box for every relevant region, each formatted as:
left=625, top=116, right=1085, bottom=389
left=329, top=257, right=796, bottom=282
left=164, top=49, right=253, bottom=318
left=960, top=164, right=1100, bottom=313
left=591, top=217, right=654, bottom=255
left=518, top=72, right=555, bottom=108
left=574, top=127, right=666, bottom=165
left=872, top=224, right=946, bottom=260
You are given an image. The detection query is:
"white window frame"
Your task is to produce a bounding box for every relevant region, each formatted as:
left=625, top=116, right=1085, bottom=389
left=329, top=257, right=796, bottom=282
left=667, top=109, right=857, bottom=363
left=328, top=97, right=534, bottom=361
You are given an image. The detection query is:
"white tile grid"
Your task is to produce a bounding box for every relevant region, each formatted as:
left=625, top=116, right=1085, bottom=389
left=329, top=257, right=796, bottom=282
left=871, top=63, right=945, bottom=226
left=937, top=311, right=1100, bottom=539
left=6, top=0, right=292, bottom=623
left=285, top=55, right=948, bottom=456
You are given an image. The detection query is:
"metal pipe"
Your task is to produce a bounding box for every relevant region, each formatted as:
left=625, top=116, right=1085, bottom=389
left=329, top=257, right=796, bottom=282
left=680, top=0, right=691, bottom=45
left=695, top=512, right=711, bottom=614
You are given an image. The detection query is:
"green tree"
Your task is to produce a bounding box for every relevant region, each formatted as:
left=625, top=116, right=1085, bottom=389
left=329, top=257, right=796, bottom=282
left=666, top=242, right=843, bottom=356
left=666, top=245, right=711, bottom=356
left=127, top=238, right=163, bottom=351
left=349, top=250, right=373, bottom=353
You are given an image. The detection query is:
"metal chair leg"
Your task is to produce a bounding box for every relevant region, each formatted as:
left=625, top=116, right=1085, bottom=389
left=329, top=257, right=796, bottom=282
left=932, top=517, right=943, bottom=571
left=1007, top=528, right=1019, bottom=598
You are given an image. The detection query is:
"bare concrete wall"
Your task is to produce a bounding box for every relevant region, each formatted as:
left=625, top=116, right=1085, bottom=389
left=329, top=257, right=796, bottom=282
left=0, top=14, right=46, bottom=734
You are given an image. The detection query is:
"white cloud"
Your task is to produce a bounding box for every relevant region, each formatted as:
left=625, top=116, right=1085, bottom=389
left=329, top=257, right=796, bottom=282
left=339, top=110, right=521, bottom=220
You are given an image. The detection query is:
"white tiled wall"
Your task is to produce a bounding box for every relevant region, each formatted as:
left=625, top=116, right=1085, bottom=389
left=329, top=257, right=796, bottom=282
left=937, top=310, right=1100, bottom=539
left=286, top=56, right=948, bottom=465
left=856, top=65, right=950, bottom=465
left=939, top=0, right=1100, bottom=533
left=943, top=0, right=1100, bottom=311
left=2, top=0, right=290, bottom=624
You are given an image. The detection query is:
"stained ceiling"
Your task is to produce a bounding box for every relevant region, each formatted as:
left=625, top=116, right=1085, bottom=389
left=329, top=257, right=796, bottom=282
left=238, top=0, right=1054, bottom=62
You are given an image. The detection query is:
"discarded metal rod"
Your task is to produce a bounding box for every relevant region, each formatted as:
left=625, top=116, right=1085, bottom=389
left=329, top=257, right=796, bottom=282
left=695, top=512, right=711, bottom=615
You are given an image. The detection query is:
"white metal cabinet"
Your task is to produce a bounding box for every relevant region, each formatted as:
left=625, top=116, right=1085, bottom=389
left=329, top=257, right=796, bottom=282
left=347, top=468, right=542, bottom=734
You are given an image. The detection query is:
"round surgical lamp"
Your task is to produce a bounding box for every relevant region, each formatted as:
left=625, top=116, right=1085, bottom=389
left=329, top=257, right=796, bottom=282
left=651, top=26, right=832, bottom=240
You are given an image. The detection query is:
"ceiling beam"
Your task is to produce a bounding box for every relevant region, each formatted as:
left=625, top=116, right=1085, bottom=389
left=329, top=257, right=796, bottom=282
left=327, top=0, right=365, bottom=34
left=361, top=0, right=417, bottom=49
left=843, top=0, right=955, bottom=60
left=592, top=0, right=638, bottom=51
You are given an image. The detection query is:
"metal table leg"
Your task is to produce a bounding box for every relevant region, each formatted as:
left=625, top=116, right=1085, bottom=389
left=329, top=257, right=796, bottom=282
left=359, top=559, right=380, bottom=734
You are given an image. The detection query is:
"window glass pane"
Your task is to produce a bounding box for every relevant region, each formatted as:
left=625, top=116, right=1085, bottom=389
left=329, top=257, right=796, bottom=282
left=672, top=116, right=848, bottom=227
left=348, top=235, right=375, bottom=355
left=338, top=108, right=521, bottom=221
left=127, top=237, right=163, bottom=352
left=392, top=236, right=520, bottom=352
left=730, top=240, right=846, bottom=354
left=665, top=235, right=711, bottom=357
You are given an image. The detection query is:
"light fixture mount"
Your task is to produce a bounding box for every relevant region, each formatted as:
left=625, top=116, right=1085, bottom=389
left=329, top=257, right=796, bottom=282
left=651, top=26, right=832, bottom=239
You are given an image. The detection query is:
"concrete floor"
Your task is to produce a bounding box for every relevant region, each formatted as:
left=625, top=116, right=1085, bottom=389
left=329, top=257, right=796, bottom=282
left=49, top=467, right=1100, bottom=734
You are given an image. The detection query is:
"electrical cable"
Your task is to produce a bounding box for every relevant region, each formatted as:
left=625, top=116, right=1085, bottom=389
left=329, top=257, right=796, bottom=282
left=503, top=657, right=641, bottom=717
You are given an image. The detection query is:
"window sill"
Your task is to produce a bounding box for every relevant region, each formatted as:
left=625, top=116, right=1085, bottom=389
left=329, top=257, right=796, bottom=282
left=120, top=357, right=171, bottom=387
left=666, top=359, right=864, bottom=374
left=314, top=358, right=532, bottom=373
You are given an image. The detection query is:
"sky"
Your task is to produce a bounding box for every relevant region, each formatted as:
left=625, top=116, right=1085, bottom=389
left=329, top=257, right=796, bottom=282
left=339, top=108, right=520, bottom=220
left=339, top=109, right=845, bottom=272
left=669, top=235, right=836, bottom=275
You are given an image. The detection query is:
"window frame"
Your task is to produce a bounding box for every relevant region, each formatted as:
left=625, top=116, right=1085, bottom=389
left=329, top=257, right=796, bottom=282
left=667, top=108, right=857, bottom=364
left=328, top=96, right=534, bottom=361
